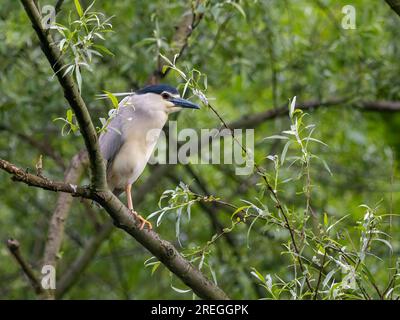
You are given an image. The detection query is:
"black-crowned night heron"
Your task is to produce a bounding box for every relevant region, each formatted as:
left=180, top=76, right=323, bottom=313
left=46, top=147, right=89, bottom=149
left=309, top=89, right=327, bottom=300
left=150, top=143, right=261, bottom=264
left=99, top=84, right=199, bottom=230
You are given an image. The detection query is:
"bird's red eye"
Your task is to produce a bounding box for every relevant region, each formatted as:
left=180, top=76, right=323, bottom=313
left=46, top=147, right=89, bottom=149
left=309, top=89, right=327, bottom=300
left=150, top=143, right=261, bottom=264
left=161, top=92, right=170, bottom=99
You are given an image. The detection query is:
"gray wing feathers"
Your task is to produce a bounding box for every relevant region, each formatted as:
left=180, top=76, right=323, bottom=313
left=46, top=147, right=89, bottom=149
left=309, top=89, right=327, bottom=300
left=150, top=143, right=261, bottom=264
left=99, top=123, right=123, bottom=164
left=99, top=96, right=135, bottom=169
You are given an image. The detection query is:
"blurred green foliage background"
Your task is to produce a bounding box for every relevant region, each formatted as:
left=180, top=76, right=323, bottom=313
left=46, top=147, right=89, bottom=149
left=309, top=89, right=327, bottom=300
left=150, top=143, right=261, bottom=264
left=0, top=0, right=399, bottom=299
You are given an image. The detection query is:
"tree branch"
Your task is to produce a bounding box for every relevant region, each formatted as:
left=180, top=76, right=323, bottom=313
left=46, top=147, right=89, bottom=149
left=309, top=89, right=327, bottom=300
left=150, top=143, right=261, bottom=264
left=55, top=0, right=65, bottom=14
left=93, top=190, right=230, bottom=299
left=385, top=0, right=400, bottom=17
left=20, top=0, right=106, bottom=190
left=228, top=98, right=400, bottom=129
left=0, top=158, right=91, bottom=197
left=1, top=158, right=229, bottom=299
left=150, top=2, right=204, bottom=83
left=6, top=239, right=43, bottom=295
left=361, top=100, right=400, bottom=111
left=56, top=164, right=173, bottom=299
left=43, top=151, right=87, bottom=278
left=0, top=125, right=66, bottom=169
left=15, top=0, right=227, bottom=299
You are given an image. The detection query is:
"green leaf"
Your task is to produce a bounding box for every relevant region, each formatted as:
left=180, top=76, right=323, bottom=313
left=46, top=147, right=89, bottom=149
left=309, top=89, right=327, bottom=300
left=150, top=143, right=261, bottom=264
left=76, top=70, right=82, bottom=93
left=99, top=117, right=106, bottom=127
left=264, top=135, right=290, bottom=140
left=303, top=137, right=329, bottom=147
left=84, top=0, right=96, bottom=15
left=146, top=209, right=162, bottom=221
left=62, top=64, right=75, bottom=77
left=161, top=65, right=169, bottom=74
left=151, top=261, right=161, bottom=275
left=326, top=214, right=350, bottom=233
left=159, top=53, right=173, bottom=66
left=70, top=123, right=78, bottom=133
left=156, top=210, right=166, bottom=226
left=103, top=90, right=119, bottom=108
left=74, top=0, right=84, bottom=17
left=231, top=205, right=249, bottom=219
left=93, top=44, right=114, bottom=56
left=171, top=285, right=191, bottom=294
left=281, top=140, right=292, bottom=165
left=176, top=207, right=182, bottom=246
left=322, top=270, right=336, bottom=288
left=246, top=215, right=260, bottom=248
left=372, top=238, right=393, bottom=252
left=289, top=96, right=297, bottom=118
left=317, top=244, right=325, bottom=255
left=250, top=267, right=265, bottom=283
left=227, top=2, right=246, bottom=19
left=324, top=212, right=328, bottom=227
left=322, top=159, right=333, bottom=176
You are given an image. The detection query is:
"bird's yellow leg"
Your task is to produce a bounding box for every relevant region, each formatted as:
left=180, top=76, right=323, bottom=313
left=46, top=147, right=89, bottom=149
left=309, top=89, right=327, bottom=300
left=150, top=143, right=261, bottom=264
left=125, top=184, right=152, bottom=230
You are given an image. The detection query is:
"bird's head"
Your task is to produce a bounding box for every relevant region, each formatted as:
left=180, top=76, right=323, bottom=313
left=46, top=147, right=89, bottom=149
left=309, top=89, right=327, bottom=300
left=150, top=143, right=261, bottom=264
left=135, top=84, right=200, bottom=114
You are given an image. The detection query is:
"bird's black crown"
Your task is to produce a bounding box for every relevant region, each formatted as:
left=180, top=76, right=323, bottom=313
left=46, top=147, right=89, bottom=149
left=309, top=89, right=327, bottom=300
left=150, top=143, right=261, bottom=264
left=136, top=84, right=179, bottom=96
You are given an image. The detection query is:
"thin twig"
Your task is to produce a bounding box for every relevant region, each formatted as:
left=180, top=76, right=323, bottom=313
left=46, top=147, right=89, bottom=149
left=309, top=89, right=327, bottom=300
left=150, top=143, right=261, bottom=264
left=0, top=158, right=91, bottom=197
left=6, top=239, right=43, bottom=295
left=150, top=1, right=204, bottom=83
left=207, top=101, right=314, bottom=292
left=313, top=250, right=327, bottom=300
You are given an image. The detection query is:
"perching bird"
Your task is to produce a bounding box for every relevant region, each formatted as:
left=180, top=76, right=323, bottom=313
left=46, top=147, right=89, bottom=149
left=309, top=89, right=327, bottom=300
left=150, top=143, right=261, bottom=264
left=99, top=84, right=199, bottom=230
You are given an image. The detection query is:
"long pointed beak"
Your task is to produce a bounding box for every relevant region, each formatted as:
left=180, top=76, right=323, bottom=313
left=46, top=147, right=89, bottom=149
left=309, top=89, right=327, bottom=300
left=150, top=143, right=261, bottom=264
left=169, top=97, right=200, bottom=109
